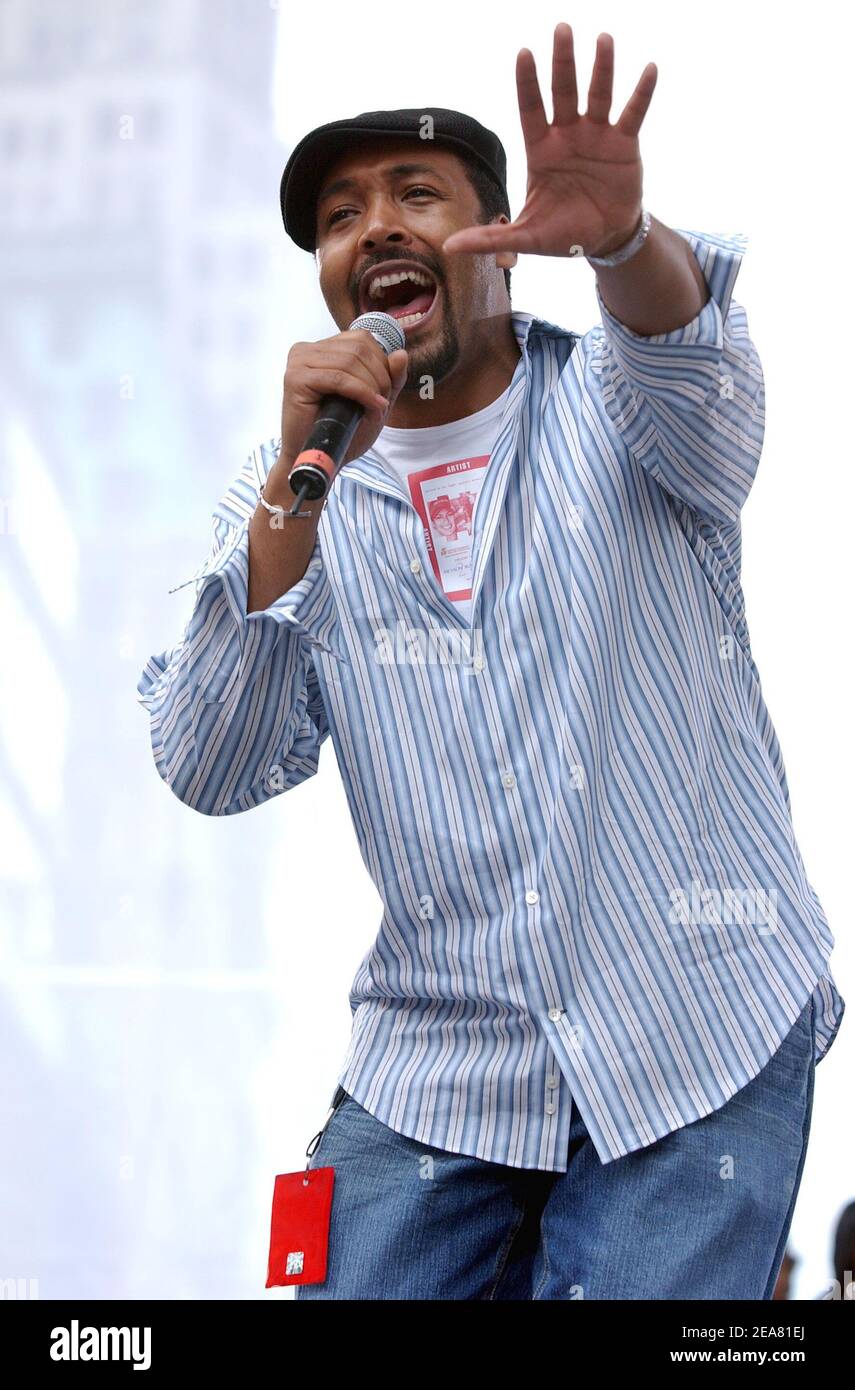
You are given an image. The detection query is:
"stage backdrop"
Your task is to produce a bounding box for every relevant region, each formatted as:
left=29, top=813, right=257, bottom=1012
left=0, top=0, right=851, bottom=1301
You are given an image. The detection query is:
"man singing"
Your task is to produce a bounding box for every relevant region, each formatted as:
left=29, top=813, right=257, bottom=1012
left=138, top=25, right=844, bottom=1299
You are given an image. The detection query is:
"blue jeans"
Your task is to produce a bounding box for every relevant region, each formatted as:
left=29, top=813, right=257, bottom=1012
left=295, top=995, right=816, bottom=1300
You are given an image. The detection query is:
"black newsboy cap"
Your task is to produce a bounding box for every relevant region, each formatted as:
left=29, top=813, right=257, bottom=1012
left=280, top=106, right=509, bottom=252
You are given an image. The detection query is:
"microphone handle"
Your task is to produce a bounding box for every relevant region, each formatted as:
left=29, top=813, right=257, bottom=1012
left=286, top=394, right=364, bottom=503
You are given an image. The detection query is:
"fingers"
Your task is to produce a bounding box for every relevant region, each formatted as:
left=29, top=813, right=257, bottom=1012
left=445, top=228, right=532, bottom=256
left=444, top=222, right=524, bottom=254
left=586, top=33, right=614, bottom=124
left=516, top=47, right=549, bottom=148
left=301, top=339, right=408, bottom=416
left=551, top=22, right=579, bottom=126
left=328, top=333, right=399, bottom=397
left=615, top=62, right=658, bottom=139
left=387, top=348, right=409, bottom=399
left=350, top=329, right=409, bottom=400
left=526, top=28, right=654, bottom=137
left=302, top=365, right=390, bottom=415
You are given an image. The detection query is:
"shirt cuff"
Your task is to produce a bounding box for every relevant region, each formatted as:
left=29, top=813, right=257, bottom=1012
left=166, top=437, right=348, bottom=670
left=194, top=519, right=347, bottom=667
left=595, top=228, right=748, bottom=357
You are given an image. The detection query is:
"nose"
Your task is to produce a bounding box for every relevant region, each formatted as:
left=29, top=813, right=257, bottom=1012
left=359, top=225, right=409, bottom=250
left=357, top=196, right=412, bottom=251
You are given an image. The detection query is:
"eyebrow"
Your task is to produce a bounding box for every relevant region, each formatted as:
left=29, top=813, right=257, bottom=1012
left=317, top=163, right=449, bottom=209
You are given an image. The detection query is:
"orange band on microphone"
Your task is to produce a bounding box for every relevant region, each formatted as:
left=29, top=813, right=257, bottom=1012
left=291, top=448, right=336, bottom=483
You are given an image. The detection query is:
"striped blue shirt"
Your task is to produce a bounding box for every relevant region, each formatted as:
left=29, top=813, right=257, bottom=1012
left=138, top=229, right=844, bottom=1169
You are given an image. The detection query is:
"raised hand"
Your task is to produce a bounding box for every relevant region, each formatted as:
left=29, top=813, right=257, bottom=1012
left=443, top=24, right=656, bottom=261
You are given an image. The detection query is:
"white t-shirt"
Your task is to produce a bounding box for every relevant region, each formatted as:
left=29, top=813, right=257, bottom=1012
left=369, top=386, right=511, bottom=624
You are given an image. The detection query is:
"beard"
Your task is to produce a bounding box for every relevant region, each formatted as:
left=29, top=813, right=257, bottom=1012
left=402, top=300, right=460, bottom=393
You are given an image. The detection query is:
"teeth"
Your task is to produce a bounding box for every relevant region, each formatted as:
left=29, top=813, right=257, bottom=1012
left=367, top=268, right=433, bottom=300
left=397, top=310, right=427, bottom=327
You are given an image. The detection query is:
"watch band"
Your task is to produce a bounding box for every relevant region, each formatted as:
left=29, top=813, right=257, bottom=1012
left=586, top=208, right=651, bottom=267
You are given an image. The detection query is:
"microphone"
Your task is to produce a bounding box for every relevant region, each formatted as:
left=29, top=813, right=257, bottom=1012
left=284, top=310, right=406, bottom=516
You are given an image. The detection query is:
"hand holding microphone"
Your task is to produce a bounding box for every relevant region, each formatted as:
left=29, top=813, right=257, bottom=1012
left=278, top=312, right=408, bottom=515
left=247, top=313, right=406, bottom=612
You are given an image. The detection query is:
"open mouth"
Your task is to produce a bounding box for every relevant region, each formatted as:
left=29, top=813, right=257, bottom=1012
left=359, top=263, right=439, bottom=332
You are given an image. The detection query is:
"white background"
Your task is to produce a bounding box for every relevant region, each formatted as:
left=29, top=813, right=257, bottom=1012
left=1, top=0, right=851, bottom=1301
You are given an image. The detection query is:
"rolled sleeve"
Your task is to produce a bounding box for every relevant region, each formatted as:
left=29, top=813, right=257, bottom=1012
left=594, top=230, right=765, bottom=524
left=190, top=519, right=348, bottom=702
left=167, top=439, right=347, bottom=681
left=137, top=440, right=346, bottom=815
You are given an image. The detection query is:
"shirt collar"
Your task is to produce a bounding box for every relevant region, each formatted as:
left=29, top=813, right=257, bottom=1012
left=339, top=310, right=571, bottom=501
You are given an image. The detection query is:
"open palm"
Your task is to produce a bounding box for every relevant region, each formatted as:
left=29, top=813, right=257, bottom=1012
left=443, top=25, right=656, bottom=260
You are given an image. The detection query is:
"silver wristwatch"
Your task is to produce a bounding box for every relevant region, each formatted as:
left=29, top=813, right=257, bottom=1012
left=586, top=208, right=651, bottom=267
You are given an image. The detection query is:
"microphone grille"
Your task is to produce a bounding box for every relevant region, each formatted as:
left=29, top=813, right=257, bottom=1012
left=348, top=310, right=406, bottom=356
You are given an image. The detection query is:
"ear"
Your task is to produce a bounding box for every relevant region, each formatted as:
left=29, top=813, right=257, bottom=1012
left=491, top=214, right=517, bottom=272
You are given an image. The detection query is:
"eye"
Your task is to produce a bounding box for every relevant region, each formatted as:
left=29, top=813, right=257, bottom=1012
left=326, top=186, right=437, bottom=227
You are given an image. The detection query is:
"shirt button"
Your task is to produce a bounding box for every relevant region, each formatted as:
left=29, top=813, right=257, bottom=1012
left=525, top=889, right=539, bottom=905
left=502, top=772, right=516, bottom=788
left=409, top=558, right=421, bottom=573
left=472, top=655, right=485, bottom=672
left=545, top=1103, right=556, bottom=1116
left=547, top=1074, right=558, bottom=1088
left=548, top=1008, right=562, bottom=1022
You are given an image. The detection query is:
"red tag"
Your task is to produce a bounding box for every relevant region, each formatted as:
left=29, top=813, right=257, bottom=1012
left=265, top=1166, right=335, bottom=1287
